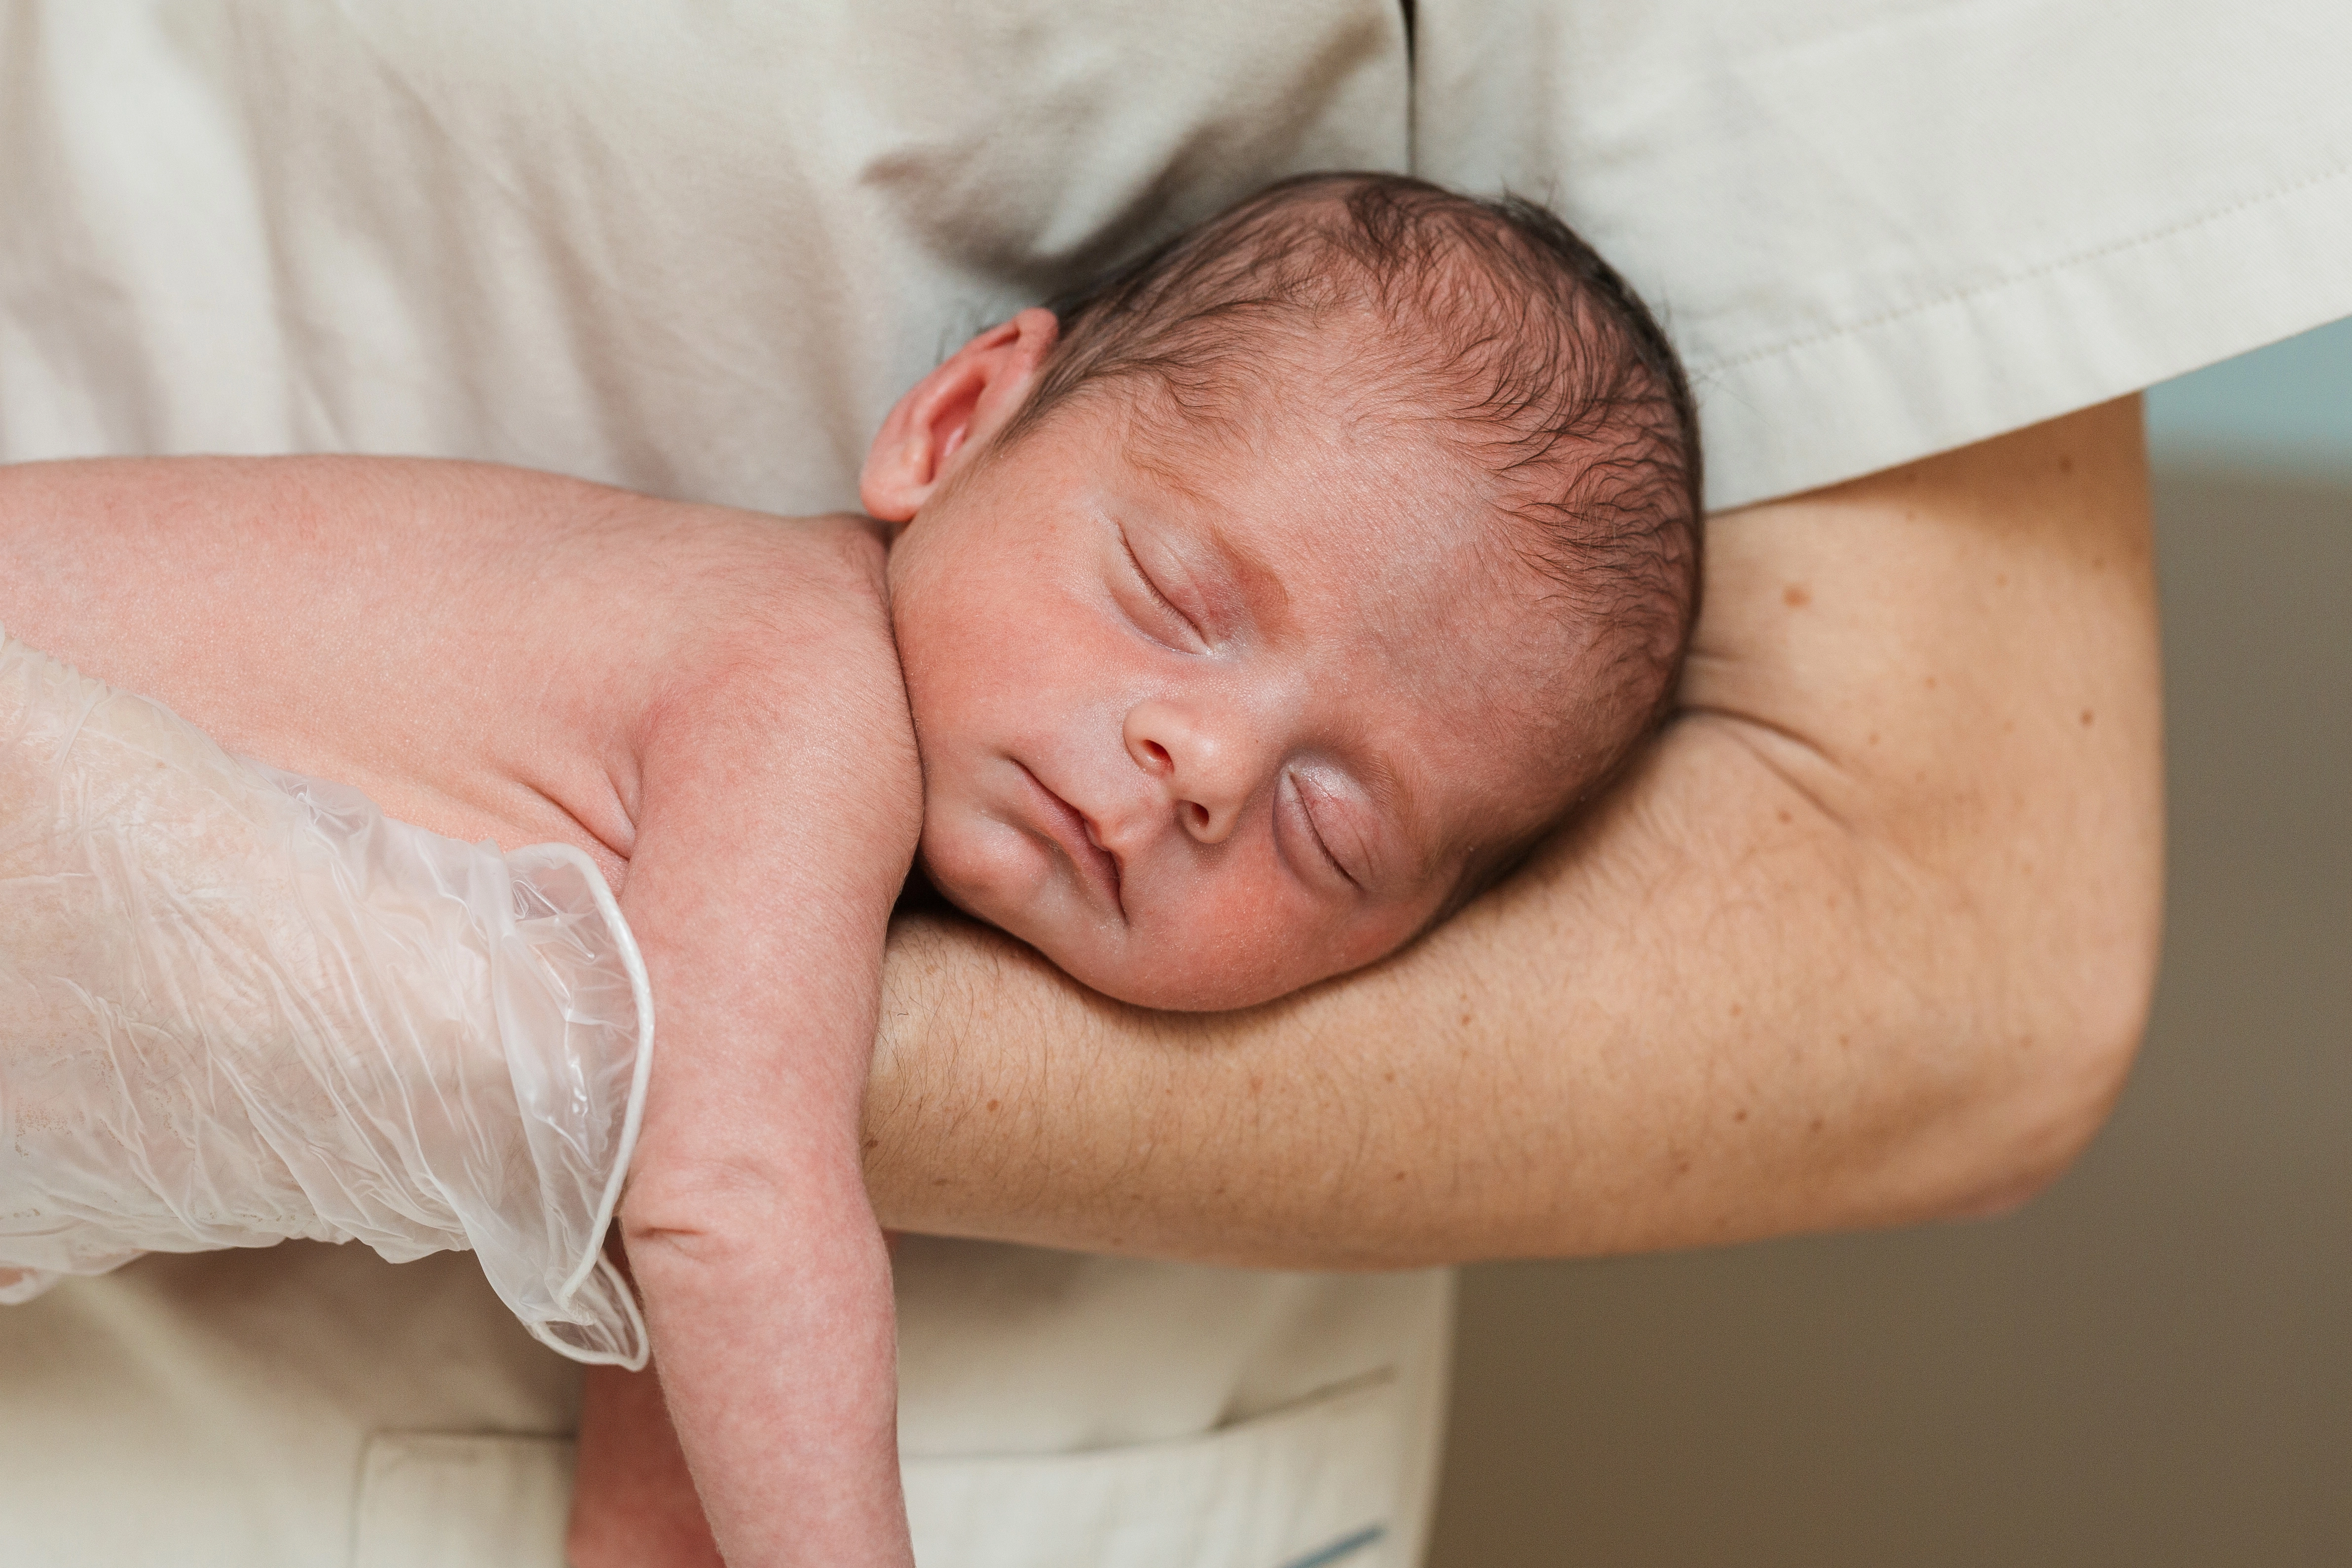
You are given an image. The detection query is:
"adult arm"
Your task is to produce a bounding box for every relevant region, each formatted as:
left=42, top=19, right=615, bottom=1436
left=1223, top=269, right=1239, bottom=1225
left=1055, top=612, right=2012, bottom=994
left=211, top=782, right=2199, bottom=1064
left=860, top=398, right=2165, bottom=1266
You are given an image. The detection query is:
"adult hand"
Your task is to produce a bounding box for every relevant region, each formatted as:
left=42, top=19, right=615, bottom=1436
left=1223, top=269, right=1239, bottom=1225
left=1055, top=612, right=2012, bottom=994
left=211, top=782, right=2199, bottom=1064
left=860, top=399, right=2163, bottom=1266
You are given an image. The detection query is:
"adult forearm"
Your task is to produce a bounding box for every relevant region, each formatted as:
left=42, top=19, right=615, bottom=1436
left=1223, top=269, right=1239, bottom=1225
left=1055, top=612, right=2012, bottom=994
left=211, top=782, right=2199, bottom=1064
left=862, top=402, right=2165, bottom=1267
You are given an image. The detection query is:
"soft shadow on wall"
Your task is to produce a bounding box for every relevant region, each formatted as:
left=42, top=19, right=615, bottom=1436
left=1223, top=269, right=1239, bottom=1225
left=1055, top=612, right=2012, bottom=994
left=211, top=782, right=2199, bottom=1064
left=1427, top=320, right=2352, bottom=1568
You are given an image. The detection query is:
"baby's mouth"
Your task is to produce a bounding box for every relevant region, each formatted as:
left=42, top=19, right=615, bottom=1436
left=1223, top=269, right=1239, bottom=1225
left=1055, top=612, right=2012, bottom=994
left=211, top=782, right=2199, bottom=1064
left=1014, top=762, right=1126, bottom=921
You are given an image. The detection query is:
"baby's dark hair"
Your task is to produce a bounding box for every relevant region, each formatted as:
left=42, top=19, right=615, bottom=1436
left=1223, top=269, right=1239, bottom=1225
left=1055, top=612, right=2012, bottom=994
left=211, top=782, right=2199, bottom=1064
left=1001, top=172, right=1702, bottom=883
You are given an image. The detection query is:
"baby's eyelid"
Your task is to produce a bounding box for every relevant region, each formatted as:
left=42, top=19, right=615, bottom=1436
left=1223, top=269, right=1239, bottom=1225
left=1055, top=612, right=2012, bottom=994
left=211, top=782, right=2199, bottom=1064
left=1289, top=771, right=1361, bottom=889
left=1118, top=527, right=1205, bottom=645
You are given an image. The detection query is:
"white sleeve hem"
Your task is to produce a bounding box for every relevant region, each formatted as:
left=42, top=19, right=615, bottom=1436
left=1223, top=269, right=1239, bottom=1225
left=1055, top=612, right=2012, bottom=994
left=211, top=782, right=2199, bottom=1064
left=1699, top=160, right=2352, bottom=509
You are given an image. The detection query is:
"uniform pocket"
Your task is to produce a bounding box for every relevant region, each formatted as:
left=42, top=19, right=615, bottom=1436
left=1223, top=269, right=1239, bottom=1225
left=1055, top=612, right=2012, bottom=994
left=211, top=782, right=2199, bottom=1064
left=350, top=1432, right=575, bottom=1568
left=902, top=1371, right=1403, bottom=1568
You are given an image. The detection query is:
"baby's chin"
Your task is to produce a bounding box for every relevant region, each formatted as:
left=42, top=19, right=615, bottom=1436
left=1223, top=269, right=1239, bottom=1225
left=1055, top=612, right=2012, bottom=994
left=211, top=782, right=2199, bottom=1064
left=1010, top=909, right=1356, bottom=1012
left=1053, top=947, right=1303, bottom=1012
left=1057, top=964, right=1301, bottom=1013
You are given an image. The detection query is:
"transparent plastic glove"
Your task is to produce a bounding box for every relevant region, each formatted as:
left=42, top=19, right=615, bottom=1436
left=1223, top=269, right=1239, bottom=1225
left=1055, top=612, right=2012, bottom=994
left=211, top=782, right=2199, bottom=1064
left=0, top=633, right=653, bottom=1367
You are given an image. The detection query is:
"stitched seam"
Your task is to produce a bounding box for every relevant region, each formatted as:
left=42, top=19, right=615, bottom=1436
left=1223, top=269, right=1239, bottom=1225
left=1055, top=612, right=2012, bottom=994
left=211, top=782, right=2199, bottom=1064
left=1699, top=159, right=2352, bottom=376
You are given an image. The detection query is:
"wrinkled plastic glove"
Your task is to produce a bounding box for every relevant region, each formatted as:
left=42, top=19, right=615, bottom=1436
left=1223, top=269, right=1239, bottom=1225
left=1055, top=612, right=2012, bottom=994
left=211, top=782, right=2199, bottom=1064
left=0, top=633, right=653, bottom=1367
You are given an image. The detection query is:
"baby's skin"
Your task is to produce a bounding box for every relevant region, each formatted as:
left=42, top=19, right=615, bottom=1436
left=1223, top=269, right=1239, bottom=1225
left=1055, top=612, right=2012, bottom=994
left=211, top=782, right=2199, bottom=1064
left=0, top=311, right=1589, bottom=1565
left=0, top=457, right=923, bottom=1562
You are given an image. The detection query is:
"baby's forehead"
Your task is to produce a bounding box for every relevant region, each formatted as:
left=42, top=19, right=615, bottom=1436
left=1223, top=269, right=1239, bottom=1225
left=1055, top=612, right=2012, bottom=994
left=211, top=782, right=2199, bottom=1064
left=1101, top=355, right=1503, bottom=526
left=1060, top=373, right=1564, bottom=658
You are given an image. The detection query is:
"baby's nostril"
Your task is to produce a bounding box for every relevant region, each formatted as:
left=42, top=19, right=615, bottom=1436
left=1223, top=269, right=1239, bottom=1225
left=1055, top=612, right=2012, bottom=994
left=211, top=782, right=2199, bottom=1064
left=1145, top=740, right=1172, bottom=770
left=1186, top=801, right=1210, bottom=832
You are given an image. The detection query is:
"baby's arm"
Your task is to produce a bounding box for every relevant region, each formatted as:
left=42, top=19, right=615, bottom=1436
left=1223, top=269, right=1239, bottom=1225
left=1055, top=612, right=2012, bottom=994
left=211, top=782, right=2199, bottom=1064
left=612, top=525, right=920, bottom=1567
left=0, top=454, right=917, bottom=1559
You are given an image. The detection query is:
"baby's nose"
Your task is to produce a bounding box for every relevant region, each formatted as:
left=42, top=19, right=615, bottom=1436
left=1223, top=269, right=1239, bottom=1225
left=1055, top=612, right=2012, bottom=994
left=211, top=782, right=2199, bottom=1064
left=1122, top=700, right=1256, bottom=846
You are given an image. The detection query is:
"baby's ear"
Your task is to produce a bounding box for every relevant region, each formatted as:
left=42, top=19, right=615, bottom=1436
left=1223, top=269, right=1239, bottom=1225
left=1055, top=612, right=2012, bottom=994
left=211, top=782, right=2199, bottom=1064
left=860, top=308, right=1059, bottom=523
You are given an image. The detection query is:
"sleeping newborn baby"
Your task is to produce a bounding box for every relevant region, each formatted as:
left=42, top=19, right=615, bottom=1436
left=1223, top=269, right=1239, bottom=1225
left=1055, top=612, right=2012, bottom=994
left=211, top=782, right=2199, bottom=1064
left=0, top=174, right=1699, bottom=1564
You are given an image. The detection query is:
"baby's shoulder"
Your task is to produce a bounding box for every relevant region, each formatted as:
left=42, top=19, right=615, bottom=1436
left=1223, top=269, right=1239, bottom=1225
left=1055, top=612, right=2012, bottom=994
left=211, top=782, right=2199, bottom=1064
left=597, top=501, right=909, bottom=752
left=740, top=510, right=893, bottom=629
left=630, top=505, right=896, bottom=680
left=615, top=505, right=920, bottom=863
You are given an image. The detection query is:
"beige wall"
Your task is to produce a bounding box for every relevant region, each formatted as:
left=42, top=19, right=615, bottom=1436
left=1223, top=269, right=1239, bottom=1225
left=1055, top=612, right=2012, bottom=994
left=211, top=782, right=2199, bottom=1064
left=1427, top=466, right=2352, bottom=1567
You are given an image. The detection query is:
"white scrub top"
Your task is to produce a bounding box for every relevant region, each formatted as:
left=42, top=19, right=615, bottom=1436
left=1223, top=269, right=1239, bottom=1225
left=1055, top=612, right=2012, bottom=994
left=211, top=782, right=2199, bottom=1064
left=1, top=3, right=2348, bottom=1565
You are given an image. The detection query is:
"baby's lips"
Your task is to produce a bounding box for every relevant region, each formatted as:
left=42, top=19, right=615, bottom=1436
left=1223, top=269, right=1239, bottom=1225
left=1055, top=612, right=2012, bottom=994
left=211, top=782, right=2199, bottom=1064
left=1015, top=760, right=1127, bottom=919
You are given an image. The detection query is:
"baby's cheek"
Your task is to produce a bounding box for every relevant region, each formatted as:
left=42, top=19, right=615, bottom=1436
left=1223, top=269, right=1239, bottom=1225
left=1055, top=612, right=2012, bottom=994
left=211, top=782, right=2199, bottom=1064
left=1197, top=895, right=1430, bottom=1007
left=914, top=808, right=1027, bottom=922
left=1120, top=882, right=1344, bottom=1010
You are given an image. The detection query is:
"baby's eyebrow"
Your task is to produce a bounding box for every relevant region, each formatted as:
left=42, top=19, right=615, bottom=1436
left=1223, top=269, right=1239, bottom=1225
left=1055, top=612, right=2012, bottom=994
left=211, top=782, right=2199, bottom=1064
left=1199, top=518, right=1292, bottom=640
left=1353, top=747, right=1421, bottom=871
left=1115, top=426, right=1293, bottom=639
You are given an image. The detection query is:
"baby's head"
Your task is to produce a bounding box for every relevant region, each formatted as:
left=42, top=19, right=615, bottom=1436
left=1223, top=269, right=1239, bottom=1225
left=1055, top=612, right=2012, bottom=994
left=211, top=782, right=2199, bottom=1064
left=865, top=173, right=1700, bottom=1010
